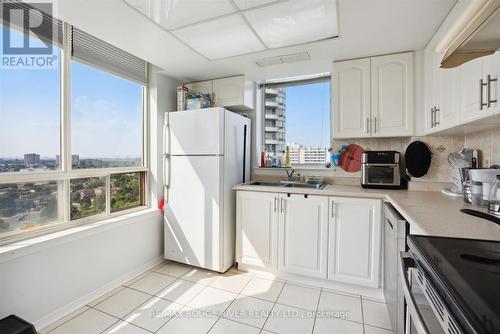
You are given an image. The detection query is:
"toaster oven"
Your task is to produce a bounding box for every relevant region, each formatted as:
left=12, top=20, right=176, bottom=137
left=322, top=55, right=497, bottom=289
left=361, top=151, right=402, bottom=189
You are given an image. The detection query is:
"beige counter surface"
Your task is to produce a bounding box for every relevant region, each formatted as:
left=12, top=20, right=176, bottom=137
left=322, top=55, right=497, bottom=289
left=233, top=183, right=500, bottom=241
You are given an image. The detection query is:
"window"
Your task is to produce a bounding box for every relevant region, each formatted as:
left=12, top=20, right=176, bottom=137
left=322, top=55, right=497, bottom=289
left=71, top=61, right=143, bottom=169
left=0, top=4, right=149, bottom=243
left=262, top=77, right=330, bottom=167
left=0, top=27, right=61, bottom=172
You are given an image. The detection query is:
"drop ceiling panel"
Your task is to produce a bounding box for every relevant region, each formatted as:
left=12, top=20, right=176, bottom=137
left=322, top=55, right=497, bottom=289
left=126, top=0, right=237, bottom=30
left=172, top=14, right=266, bottom=60
left=244, top=0, right=339, bottom=48
left=232, top=0, right=279, bottom=10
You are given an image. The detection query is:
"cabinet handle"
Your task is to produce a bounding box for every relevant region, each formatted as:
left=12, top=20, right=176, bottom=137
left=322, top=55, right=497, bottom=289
left=366, top=117, right=370, bottom=134
left=274, top=197, right=277, bottom=212
left=280, top=198, right=284, bottom=213
left=374, top=117, right=377, bottom=133
left=487, top=74, right=498, bottom=108
left=480, top=79, right=487, bottom=110
left=430, top=107, right=435, bottom=128
left=331, top=201, right=335, bottom=218
left=434, top=107, right=440, bottom=126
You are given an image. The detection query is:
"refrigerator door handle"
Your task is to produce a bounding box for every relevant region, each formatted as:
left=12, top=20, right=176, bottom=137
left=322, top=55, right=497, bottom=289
left=242, top=124, right=247, bottom=183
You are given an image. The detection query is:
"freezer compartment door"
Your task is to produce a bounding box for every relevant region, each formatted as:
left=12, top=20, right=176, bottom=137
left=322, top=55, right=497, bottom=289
left=166, top=108, right=224, bottom=155
left=164, top=155, right=223, bottom=271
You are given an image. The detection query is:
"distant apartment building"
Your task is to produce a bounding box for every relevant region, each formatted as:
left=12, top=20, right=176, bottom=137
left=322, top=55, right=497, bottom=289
left=264, top=87, right=286, bottom=155
left=287, top=143, right=328, bottom=165
left=56, top=155, right=80, bottom=167
left=24, top=153, right=40, bottom=165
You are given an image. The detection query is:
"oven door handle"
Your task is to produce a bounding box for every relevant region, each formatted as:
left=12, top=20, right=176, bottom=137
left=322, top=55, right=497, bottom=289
left=400, top=252, right=429, bottom=334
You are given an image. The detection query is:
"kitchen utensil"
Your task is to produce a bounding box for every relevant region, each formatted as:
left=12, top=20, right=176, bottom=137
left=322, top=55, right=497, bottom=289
left=339, top=144, right=363, bottom=172
left=405, top=141, right=432, bottom=178
left=488, top=175, right=500, bottom=216
left=443, top=150, right=473, bottom=196
left=468, top=168, right=500, bottom=206
left=460, top=209, right=500, bottom=226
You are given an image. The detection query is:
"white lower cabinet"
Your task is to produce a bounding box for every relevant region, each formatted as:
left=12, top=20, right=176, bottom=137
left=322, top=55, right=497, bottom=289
left=328, top=197, right=382, bottom=288
left=236, top=191, right=278, bottom=270
left=278, top=194, right=329, bottom=278
left=236, top=191, right=382, bottom=289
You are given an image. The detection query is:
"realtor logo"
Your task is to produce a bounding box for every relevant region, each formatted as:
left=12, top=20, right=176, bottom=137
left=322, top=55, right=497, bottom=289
left=1, top=1, right=58, bottom=69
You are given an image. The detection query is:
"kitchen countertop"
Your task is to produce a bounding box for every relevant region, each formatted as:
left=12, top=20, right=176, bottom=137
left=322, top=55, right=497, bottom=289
left=233, top=183, right=500, bottom=241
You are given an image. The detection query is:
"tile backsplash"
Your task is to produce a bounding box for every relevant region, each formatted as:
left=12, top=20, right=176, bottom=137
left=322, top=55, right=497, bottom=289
left=331, top=127, right=500, bottom=183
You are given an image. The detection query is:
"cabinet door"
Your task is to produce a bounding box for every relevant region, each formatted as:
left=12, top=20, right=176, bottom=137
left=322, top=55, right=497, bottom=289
left=236, top=191, right=278, bottom=270
left=437, top=64, right=460, bottom=129
left=332, top=59, right=371, bottom=138
left=328, top=197, right=382, bottom=287
left=213, top=76, right=244, bottom=107
left=278, top=194, right=328, bottom=278
left=482, top=52, right=500, bottom=114
left=423, top=45, right=437, bottom=134
left=371, top=52, right=414, bottom=137
left=459, top=58, right=487, bottom=122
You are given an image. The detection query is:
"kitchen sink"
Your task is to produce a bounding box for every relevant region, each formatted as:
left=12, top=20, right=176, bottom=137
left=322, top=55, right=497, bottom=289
left=247, top=181, right=286, bottom=187
left=283, top=183, right=326, bottom=189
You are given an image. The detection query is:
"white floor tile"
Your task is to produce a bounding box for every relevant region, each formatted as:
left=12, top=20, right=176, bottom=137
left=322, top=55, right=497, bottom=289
left=240, top=276, right=284, bottom=302
left=123, top=296, right=183, bottom=332
left=123, top=272, right=150, bottom=287
left=129, top=271, right=177, bottom=295
left=182, top=267, right=220, bottom=286
left=156, top=307, right=219, bottom=334
left=362, top=300, right=392, bottom=330
left=94, top=287, right=151, bottom=319
left=313, top=317, right=364, bottom=334
left=317, top=290, right=363, bottom=323
left=156, top=278, right=206, bottom=305
left=276, top=282, right=321, bottom=311
left=187, top=286, right=238, bottom=316
left=364, top=325, right=393, bottom=334
left=101, top=321, right=151, bottom=334
left=49, top=308, right=118, bottom=334
left=223, top=295, right=274, bottom=328
left=209, top=271, right=252, bottom=294
left=209, top=318, right=260, bottom=334
left=39, top=306, right=90, bottom=334
left=153, top=261, right=191, bottom=277
left=263, top=303, right=315, bottom=334
left=88, top=286, right=125, bottom=307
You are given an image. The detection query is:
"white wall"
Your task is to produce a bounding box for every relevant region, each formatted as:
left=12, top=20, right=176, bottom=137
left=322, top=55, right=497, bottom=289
left=0, top=67, right=180, bottom=330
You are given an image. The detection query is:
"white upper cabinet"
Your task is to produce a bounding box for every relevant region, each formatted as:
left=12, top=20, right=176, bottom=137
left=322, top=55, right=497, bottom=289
left=332, top=52, right=414, bottom=139
left=183, top=75, right=254, bottom=111
left=459, top=58, right=488, bottom=123
left=482, top=52, right=500, bottom=114
left=328, top=197, right=382, bottom=288
left=236, top=191, right=278, bottom=270
left=332, top=58, right=371, bottom=138
left=278, top=194, right=329, bottom=279
left=371, top=52, right=414, bottom=137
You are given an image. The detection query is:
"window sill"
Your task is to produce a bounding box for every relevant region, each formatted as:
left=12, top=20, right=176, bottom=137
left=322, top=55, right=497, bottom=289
left=0, top=207, right=161, bottom=263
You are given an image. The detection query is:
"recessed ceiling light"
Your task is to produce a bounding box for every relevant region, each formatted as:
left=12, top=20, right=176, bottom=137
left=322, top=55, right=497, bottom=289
left=172, top=14, right=266, bottom=60
left=244, top=0, right=338, bottom=48
left=125, top=0, right=237, bottom=30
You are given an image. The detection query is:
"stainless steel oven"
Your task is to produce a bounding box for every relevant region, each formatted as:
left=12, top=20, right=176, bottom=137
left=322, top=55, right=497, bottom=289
left=400, top=252, right=463, bottom=334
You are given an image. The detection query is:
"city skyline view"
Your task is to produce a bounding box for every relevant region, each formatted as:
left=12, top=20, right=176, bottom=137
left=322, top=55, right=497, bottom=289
left=0, top=26, right=143, bottom=161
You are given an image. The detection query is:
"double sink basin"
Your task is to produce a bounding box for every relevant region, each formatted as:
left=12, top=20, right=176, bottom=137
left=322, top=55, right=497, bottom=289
left=248, top=181, right=326, bottom=190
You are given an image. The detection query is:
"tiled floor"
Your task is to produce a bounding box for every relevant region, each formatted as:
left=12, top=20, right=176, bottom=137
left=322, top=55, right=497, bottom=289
left=39, top=261, right=394, bottom=334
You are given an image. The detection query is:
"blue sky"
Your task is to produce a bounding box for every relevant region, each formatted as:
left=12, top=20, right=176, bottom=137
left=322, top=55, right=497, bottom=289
left=285, top=81, right=331, bottom=148
left=0, top=26, right=142, bottom=159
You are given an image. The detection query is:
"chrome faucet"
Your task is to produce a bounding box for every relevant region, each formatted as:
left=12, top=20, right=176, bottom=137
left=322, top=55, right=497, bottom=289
left=285, top=168, right=295, bottom=181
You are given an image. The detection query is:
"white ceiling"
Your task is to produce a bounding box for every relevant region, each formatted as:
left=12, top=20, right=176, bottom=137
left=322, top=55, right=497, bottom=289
left=54, top=0, right=457, bottom=82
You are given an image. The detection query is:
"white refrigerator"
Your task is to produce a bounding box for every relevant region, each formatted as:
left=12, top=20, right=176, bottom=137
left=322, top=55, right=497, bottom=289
left=163, top=107, right=251, bottom=273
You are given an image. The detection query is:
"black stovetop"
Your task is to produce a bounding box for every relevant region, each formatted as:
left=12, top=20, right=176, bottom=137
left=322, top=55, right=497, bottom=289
left=408, top=235, right=500, bottom=334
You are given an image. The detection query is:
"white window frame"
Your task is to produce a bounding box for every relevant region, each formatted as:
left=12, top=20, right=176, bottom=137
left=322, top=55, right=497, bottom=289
left=258, top=74, right=331, bottom=170
left=0, top=23, right=150, bottom=245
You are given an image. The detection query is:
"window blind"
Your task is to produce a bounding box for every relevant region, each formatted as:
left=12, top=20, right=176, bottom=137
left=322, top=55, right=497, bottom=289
left=0, top=0, right=63, bottom=46
left=71, top=27, right=147, bottom=85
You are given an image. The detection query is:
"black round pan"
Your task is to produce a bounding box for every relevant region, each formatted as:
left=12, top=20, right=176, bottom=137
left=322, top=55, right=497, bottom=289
left=405, top=141, right=432, bottom=178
